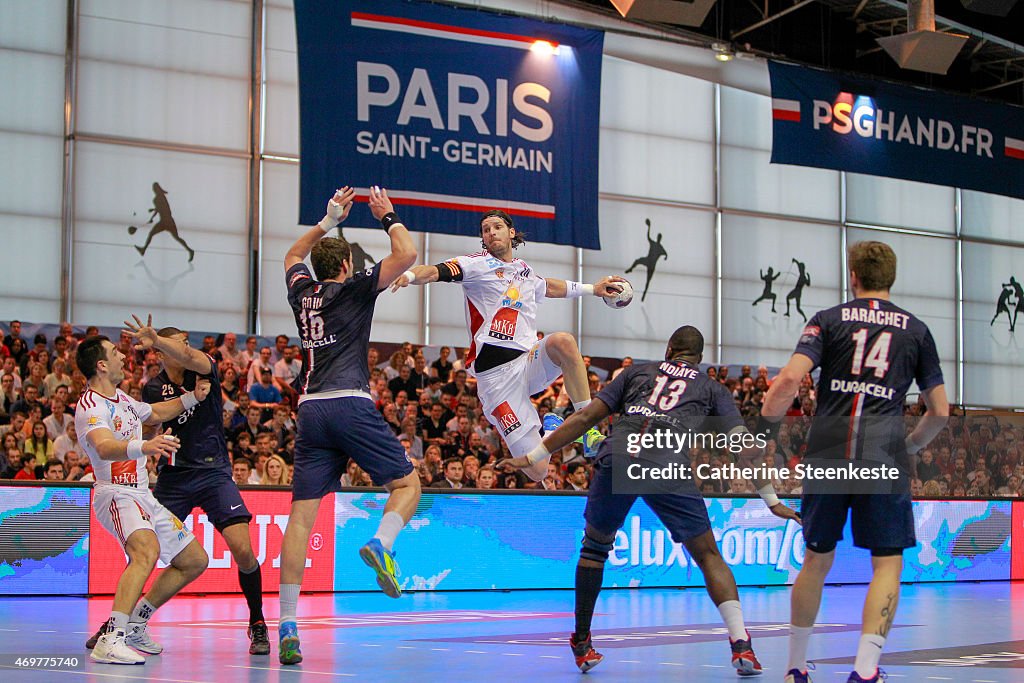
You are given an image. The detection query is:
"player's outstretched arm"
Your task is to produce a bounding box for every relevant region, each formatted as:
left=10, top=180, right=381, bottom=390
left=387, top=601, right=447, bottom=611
left=284, top=187, right=355, bottom=271
left=544, top=275, right=627, bottom=301
left=905, top=384, right=949, bottom=455
left=498, top=400, right=611, bottom=471
left=366, top=185, right=417, bottom=289
left=147, top=379, right=211, bottom=424
left=124, top=313, right=211, bottom=375
left=86, top=427, right=180, bottom=462
left=389, top=264, right=440, bottom=292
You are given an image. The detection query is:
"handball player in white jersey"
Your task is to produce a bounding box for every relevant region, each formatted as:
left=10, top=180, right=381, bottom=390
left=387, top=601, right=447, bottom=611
left=75, top=335, right=211, bottom=665
left=390, top=210, right=624, bottom=480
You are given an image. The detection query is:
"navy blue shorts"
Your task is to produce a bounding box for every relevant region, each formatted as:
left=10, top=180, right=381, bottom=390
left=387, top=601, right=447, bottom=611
left=801, top=492, right=916, bottom=551
left=293, top=396, right=413, bottom=501
left=153, top=466, right=251, bottom=531
left=584, top=457, right=711, bottom=544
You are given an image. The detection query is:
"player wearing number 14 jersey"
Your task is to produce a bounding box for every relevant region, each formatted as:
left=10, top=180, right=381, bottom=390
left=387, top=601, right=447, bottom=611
left=762, top=241, right=949, bottom=683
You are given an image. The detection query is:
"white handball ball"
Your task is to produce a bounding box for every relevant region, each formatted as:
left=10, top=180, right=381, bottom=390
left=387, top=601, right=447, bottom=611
left=604, top=279, right=634, bottom=309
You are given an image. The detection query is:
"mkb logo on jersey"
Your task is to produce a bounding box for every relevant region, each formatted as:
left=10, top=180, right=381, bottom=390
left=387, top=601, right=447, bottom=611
left=489, top=307, right=519, bottom=341
left=492, top=401, right=522, bottom=437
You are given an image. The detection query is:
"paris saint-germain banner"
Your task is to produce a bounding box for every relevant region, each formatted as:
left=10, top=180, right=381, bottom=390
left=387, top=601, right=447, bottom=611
left=294, top=0, right=604, bottom=248
left=769, top=60, right=1024, bottom=201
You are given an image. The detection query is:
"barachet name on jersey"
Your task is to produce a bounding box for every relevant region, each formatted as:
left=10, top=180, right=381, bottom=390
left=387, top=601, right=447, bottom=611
left=841, top=306, right=910, bottom=329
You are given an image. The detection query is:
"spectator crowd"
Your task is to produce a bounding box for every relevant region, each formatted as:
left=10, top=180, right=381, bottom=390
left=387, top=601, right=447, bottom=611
left=2, top=321, right=1021, bottom=500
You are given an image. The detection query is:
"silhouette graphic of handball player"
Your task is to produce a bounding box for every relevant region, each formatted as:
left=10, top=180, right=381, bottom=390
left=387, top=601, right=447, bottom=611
left=991, top=276, right=1022, bottom=332
left=784, top=258, right=811, bottom=322
left=624, top=218, right=668, bottom=302
left=128, top=182, right=195, bottom=262
left=337, top=226, right=376, bottom=272
left=752, top=267, right=783, bottom=313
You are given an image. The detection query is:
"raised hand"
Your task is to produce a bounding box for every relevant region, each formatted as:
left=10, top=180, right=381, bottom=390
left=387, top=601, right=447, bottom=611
left=123, top=313, right=158, bottom=351
left=367, top=185, right=396, bottom=221
left=389, top=271, right=412, bottom=293
left=769, top=502, right=802, bottom=524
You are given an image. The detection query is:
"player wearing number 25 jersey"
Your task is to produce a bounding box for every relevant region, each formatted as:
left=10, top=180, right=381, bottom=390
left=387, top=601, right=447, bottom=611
left=762, top=241, right=949, bottom=683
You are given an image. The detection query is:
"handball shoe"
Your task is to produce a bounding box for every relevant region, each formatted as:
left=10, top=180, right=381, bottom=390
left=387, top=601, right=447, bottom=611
left=570, top=632, right=604, bottom=672
left=359, top=538, right=402, bottom=598
left=730, top=633, right=763, bottom=676
left=278, top=621, right=302, bottom=665
left=91, top=628, right=144, bottom=665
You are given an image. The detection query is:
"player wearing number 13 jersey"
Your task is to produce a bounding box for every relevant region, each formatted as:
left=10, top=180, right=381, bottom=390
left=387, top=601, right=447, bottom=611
left=498, top=325, right=800, bottom=676
left=762, top=241, right=949, bottom=683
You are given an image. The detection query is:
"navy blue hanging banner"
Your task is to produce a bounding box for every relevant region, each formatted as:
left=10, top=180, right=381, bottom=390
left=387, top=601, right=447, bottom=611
left=294, top=0, right=605, bottom=248
left=769, top=60, right=1024, bottom=200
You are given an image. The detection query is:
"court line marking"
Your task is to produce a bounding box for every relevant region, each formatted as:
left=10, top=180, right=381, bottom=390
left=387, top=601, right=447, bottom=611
left=464, top=650, right=487, bottom=654
left=396, top=646, right=417, bottom=649
left=359, top=644, right=382, bottom=648
left=660, top=662, right=684, bottom=666
left=540, top=656, right=561, bottom=659
left=500, top=653, right=523, bottom=656
left=227, top=665, right=354, bottom=677
left=618, top=660, right=641, bottom=663
left=0, top=666, right=213, bottom=683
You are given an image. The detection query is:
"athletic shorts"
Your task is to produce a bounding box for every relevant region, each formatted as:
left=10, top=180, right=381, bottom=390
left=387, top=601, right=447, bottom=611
left=292, top=395, right=413, bottom=501
left=801, top=492, right=916, bottom=551
left=583, top=456, right=712, bottom=544
left=476, top=337, right=563, bottom=479
left=154, top=466, right=251, bottom=532
left=92, top=484, right=194, bottom=564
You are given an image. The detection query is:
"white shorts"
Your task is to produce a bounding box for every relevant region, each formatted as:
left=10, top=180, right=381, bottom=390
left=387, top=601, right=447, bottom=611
left=93, top=485, right=194, bottom=565
left=476, top=337, right=563, bottom=481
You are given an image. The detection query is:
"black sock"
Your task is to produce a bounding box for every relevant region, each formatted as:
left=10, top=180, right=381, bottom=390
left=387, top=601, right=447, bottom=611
left=574, top=563, right=604, bottom=639
left=238, top=563, right=265, bottom=625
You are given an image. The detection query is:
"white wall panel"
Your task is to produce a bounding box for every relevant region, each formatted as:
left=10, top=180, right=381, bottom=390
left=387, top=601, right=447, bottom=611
left=961, top=190, right=1024, bottom=244
left=847, top=174, right=955, bottom=233
left=71, top=141, right=249, bottom=330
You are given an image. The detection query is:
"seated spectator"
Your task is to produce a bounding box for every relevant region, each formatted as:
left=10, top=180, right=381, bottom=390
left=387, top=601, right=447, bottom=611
left=62, top=449, right=87, bottom=481
left=247, top=346, right=277, bottom=390
left=442, top=370, right=469, bottom=403
left=420, top=402, right=451, bottom=447
left=43, top=358, right=72, bottom=398
left=384, top=350, right=407, bottom=381
left=233, top=405, right=269, bottom=444
left=43, top=393, right=72, bottom=440
left=232, top=458, right=252, bottom=487
left=916, top=449, right=941, bottom=482
left=399, top=417, right=424, bottom=461
left=220, top=366, right=241, bottom=404
left=388, top=364, right=418, bottom=401
left=233, top=431, right=257, bottom=460
left=273, top=344, right=302, bottom=405
left=1, top=432, right=21, bottom=460
left=239, top=335, right=259, bottom=368
left=53, top=420, right=86, bottom=463
left=381, top=402, right=401, bottom=435
left=217, top=332, right=247, bottom=368
left=262, top=403, right=295, bottom=445
left=1, top=372, right=17, bottom=418
left=1, top=447, right=22, bottom=478
left=609, top=356, right=633, bottom=381
left=260, top=454, right=291, bottom=486
left=564, top=462, right=589, bottom=491
left=341, top=459, right=361, bottom=487
left=11, top=384, right=48, bottom=418
left=431, top=458, right=464, bottom=488
left=249, top=368, right=283, bottom=416
left=416, top=460, right=433, bottom=488
left=475, top=466, right=497, bottom=489
left=14, top=454, right=37, bottom=480
left=23, top=420, right=53, bottom=466
left=248, top=452, right=269, bottom=485
left=462, top=454, right=480, bottom=487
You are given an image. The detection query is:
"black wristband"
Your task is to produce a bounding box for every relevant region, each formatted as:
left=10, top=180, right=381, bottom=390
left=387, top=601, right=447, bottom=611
left=380, top=212, right=402, bottom=232
left=755, top=415, right=781, bottom=442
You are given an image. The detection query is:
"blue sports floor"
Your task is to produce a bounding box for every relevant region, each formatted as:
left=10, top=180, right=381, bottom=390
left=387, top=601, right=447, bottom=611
left=1, top=582, right=1021, bottom=681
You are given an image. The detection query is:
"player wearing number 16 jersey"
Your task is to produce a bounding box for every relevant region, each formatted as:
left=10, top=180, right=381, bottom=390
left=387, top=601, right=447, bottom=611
left=761, top=241, right=949, bottom=683
left=276, top=186, right=421, bottom=665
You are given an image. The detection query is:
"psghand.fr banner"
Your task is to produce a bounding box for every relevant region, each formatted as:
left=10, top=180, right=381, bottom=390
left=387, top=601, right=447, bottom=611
left=294, top=0, right=605, bottom=249
left=768, top=61, right=1024, bottom=201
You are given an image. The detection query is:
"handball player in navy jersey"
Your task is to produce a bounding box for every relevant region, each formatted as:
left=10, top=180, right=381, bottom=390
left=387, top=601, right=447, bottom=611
left=761, top=241, right=949, bottom=683
left=85, top=317, right=270, bottom=655
left=501, top=325, right=800, bottom=675
left=277, top=186, right=420, bottom=665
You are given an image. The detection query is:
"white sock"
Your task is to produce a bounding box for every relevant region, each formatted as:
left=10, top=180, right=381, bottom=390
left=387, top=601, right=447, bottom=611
left=110, top=611, right=130, bottom=631
left=572, top=398, right=591, bottom=412
left=788, top=625, right=813, bottom=673
left=853, top=633, right=886, bottom=678
left=129, top=597, right=156, bottom=624
left=373, top=511, right=405, bottom=552
left=717, top=600, right=747, bottom=641
left=279, top=583, right=300, bottom=625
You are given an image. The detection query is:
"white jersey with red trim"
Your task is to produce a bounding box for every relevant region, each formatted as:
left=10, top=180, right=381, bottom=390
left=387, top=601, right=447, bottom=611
left=444, top=251, right=546, bottom=373
left=75, top=387, right=153, bottom=488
